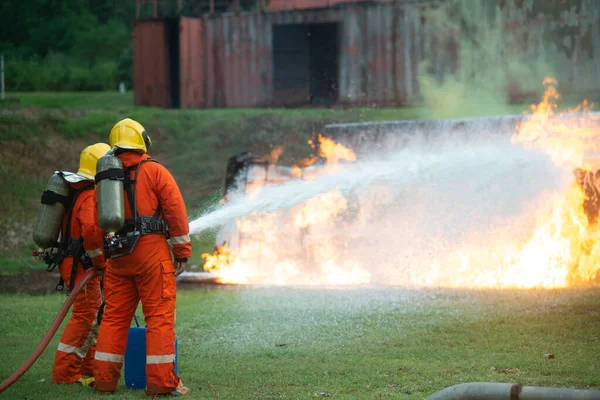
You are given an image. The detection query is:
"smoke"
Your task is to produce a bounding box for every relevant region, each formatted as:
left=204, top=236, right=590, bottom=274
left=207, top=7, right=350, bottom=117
left=190, top=125, right=574, bottom=287
left=417, top=0, right=555, bottom=119
left=189, top=133, right=561, bottom=234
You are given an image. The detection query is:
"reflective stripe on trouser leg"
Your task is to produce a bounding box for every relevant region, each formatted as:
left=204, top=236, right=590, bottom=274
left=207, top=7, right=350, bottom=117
left=93, top=352, right=125, bottom=392
left=52, top=273, right=101, bottom=384
left=138, top=259, right=180, bottom=395
left=57, top=342, right=85, bottom=358
left=93, top=268, right=139, bottom=393
left=95, top=352, right=124, bottom=363
left=147, top=354, right=176, bottom=364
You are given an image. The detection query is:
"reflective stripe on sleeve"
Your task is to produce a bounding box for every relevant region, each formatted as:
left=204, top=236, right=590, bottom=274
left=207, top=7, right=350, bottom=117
left=87, top=248, right=103, bottom=258
left=147, top=354, right=176, bottom=364
left=57, top=342, right=85, bottom=358
left=171, top=234, right=190, bottom=245
left=95, top=351, right=124, bottom=363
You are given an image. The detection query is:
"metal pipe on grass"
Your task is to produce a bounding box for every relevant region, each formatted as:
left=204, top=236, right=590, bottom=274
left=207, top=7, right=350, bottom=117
left=426, top=382, right=600, bottom=400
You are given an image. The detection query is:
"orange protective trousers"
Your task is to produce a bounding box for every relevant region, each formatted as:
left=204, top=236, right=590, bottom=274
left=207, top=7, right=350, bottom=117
left=93, top=239, right=179, bottom=395
left=94, top=152, right=192, bottom=396
left=52, top=185, right=105, bottom=384
left=52, top=266, right=101, bottom=383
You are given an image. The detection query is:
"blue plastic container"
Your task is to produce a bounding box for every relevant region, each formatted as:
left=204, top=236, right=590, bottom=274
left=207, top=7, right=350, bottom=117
left=124, top=326, right=179, bottom=390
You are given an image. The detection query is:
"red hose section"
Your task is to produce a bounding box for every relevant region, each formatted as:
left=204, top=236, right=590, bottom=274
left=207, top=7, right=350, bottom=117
left=0, top=269, right=99, bottom=394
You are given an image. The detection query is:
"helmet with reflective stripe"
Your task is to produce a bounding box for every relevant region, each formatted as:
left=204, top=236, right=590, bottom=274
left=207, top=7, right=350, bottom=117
left=75, top=143, right=111, bottom=181
left=109, top=118, right=152, bottom=153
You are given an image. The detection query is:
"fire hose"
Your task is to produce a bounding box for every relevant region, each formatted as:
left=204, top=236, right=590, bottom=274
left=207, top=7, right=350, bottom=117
left=0, top=269, right=99, bottom=394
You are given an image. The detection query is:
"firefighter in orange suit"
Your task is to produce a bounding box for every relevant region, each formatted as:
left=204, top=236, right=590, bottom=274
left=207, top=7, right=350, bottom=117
left=52, top=143, right=110, bottom=386
left=93, top=118, right=192, bottom=396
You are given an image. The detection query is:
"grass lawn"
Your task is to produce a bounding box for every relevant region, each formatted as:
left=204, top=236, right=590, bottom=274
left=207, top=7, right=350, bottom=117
left=0, top=286, right=599, bottom=399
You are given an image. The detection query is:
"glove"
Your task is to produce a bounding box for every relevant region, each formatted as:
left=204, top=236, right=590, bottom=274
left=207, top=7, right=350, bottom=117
left=175, top=259, right=187, bottom=277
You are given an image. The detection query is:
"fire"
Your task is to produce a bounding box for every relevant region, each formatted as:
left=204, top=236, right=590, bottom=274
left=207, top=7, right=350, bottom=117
left=511, top=77, right=599, bottom=168
left=202, top=78, right=600, bottom=288
left=295, top=190, right=347, bottom=228
left=261, top=145, right=284, bottom=163
left=309, top=133, right=356, bottom=165
left=453, top=77, right=600, bottom=288
left=443, top=184, right=589, bottom=288
left=202, top=134, right=368, bottom=286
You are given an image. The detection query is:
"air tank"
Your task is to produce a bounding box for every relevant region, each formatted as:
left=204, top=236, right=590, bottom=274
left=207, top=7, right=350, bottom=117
left=96, top=154, right=125, bottom=232
left=32, top=173, right=70, bottom=249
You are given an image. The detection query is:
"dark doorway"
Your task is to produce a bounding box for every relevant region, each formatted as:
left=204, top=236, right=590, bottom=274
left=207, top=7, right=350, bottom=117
left=165, top=18, right=180, bottom=109
left=272, top=23, right=339, bottom=107
left=273, top=24, right=310, bottom=106
left=308, top=23, right=339, bottom=106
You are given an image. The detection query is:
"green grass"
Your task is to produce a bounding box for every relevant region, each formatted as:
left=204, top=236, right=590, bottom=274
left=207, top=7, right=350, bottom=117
left=0, top=255, right=43, bottom=276
left=0, top=287, right=598, bottom=399
left=6, top=92, right=136, bottom=110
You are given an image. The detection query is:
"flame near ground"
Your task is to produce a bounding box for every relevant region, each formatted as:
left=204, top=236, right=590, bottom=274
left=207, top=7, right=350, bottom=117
left=201, top=79, right=600, bottom=289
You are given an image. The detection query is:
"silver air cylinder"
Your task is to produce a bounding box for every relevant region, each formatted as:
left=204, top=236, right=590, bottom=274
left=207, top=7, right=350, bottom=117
left=96, top=154, right=125, bottom=232
left=33, top=173, right=70, bottom=249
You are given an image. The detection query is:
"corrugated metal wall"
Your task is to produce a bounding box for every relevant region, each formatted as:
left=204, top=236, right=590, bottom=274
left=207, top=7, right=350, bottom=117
left=201, top=8, right=342, bottom=107
left=202, top=13, right=272, bottom=107
left=337, top=4, right=457, bottom=106
left=180, top=18, right=205, bottom=108
left=197, top=5, right=447, bottom=107
left=133, top=20, right=171, bottom=108
left=133, top=4, right=456, bottom=108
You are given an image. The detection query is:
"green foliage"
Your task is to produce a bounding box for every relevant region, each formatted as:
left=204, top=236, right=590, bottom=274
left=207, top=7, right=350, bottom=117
left=0, top=0, right=134, bottom=91
left=117, top=45, right=133, bottom=89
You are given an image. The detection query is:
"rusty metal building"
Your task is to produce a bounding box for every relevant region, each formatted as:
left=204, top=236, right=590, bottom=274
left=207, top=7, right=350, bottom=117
left=132, top=0, right=600, bottom=109
left=133, top=0, right=459, bottom=108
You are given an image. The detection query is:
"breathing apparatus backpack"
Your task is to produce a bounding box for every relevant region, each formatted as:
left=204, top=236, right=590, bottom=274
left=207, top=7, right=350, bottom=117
left=95, top=152, right=169, bottom=259
left=32, top=172, right=94, bottom=292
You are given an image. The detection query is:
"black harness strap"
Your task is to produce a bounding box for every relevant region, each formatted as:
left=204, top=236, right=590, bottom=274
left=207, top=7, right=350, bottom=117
left=109, top=159, right=167, bottom=258
left=95, top=168, right=125, bottom=184
left=41, top=190, right=70, bottom=208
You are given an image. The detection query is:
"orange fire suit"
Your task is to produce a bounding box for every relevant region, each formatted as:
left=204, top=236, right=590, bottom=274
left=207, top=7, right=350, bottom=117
left=52, top=183, right=105, bottom=384
left=94, top=152, right=192, bottom=395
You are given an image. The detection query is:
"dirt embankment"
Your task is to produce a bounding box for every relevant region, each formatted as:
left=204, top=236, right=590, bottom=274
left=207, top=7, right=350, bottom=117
left=0, top=269, right=223, bottom=295
left=0, top=270, right=61, bottom=295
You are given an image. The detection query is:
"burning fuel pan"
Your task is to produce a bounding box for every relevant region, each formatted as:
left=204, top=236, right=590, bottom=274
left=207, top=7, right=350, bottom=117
left=176, top=271, right=221, bottom=284
left=191, top=107, right=600, bottom=287
left=322, top=112, right=600, bottom=156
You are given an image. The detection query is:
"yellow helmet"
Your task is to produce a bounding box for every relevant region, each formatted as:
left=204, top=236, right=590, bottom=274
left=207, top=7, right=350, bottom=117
left=109, top=118, right=152, bottom=153
left=77, top=143, right=111, bottom=180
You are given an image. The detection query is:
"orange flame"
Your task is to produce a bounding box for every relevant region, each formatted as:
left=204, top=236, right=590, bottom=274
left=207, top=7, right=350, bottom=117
left=203, top=78, right=600, bottom=288
left=511, top=78, right=598, bottom=168
left=309, top=133, right=356, bottom=165
left=260, top=145, right=284, bottom=164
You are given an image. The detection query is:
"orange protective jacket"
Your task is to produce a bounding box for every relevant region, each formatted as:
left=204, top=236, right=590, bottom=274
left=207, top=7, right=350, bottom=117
left=110, top=152, right=192, bottom=265
left=52, top=182, right=104, bottom=383
left=61, top=182, right=105, bottom=274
